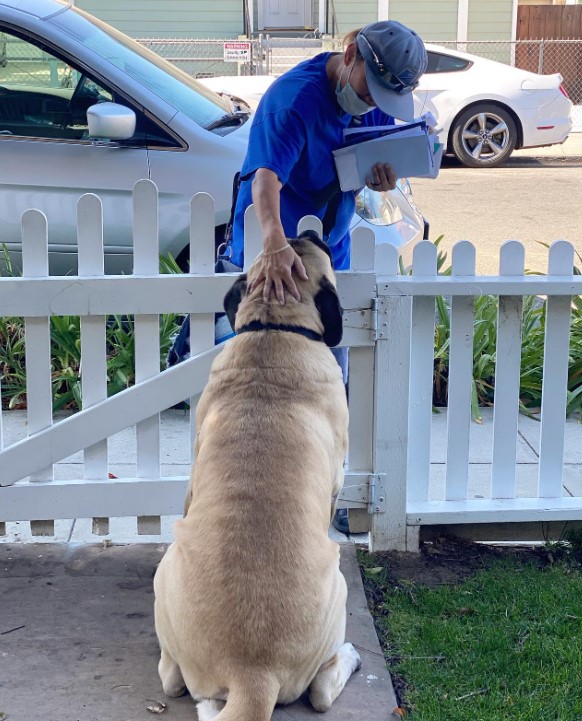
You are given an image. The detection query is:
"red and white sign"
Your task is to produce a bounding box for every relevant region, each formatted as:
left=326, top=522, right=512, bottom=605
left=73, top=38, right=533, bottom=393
left=223, top=41, right=251, bottom=63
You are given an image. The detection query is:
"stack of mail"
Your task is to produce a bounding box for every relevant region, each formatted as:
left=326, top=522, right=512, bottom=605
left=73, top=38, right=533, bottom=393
left=333, top=114, right=443, bottom=191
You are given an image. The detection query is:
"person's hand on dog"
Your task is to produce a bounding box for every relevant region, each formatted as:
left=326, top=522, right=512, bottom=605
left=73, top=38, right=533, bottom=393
left=365, top=162, right=397, bottom=192
left=249, top=168, right=309, bottom=304
left=250, top=237, right=308, bottom=305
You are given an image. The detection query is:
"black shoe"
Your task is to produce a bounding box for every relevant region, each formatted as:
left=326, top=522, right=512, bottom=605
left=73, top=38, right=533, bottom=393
left=332, top=508, right=350, bottom=535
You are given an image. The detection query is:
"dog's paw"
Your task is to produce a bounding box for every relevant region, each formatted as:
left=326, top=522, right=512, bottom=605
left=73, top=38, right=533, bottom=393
left=342, top=642, right=362, bottom=673
left=197, top=699, right=226, bottom=721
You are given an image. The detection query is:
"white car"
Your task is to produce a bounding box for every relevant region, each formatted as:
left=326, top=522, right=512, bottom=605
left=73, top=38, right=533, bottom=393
left=0, top=0, right=424, bottom=276
left=417, top=44, right=573, bottom=168
left=206, top=42, right=573, bottom=170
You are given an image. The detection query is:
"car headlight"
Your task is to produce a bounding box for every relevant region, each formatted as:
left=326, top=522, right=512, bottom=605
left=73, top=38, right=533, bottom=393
left=356, top=187, right=404, bottom=226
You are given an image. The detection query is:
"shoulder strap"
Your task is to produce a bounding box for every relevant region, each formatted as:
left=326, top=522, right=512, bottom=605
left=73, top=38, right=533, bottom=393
left=218, top=171, right=242, bottom=258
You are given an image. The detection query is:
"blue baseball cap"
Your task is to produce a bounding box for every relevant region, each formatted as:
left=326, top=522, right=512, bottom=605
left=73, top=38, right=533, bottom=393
left=356, top=20, right=428, bottom=120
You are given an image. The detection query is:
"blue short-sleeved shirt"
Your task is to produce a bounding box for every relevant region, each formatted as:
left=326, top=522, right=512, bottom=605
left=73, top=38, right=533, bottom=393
left=229, top=53, right=393, bottom=270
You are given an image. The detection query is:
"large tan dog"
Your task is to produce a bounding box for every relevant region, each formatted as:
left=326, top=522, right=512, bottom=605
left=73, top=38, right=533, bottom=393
left=154, top=230, right=360, bottom=721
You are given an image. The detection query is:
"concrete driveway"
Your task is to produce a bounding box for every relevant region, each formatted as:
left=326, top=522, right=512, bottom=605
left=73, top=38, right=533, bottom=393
left=0, top=543, right=397, bottom=721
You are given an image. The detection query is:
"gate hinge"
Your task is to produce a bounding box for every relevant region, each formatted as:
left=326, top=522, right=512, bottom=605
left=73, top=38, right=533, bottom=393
left=368, top=473, right=386, bottom=514
left=372, top=297, right=388, bottom=341
left=337, top=473, right=386, bottom=514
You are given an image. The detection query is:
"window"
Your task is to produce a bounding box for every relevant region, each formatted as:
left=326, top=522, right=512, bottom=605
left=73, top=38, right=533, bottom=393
left=0, top=28, right=177, bottom=147
left=51, top=7, right=232, bottom=130
left=426, top=52, right=472, bottom=74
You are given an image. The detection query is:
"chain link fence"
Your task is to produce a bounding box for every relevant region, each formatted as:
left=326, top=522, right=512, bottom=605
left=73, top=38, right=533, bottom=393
left=0, top=34, right=74, bottom=86
left=135, top=36, right=581, bottom=131
left=137, top=38, right=264, bottom=78
left=1, top=31, right=579, bottom=129
left=434, top=40, right=582, bottom=101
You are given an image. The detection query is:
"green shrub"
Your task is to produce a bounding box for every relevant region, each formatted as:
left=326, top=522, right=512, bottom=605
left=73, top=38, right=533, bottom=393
left=432, top=240, right=582, bottom=422
left=1, top=248, right=180, bottom=411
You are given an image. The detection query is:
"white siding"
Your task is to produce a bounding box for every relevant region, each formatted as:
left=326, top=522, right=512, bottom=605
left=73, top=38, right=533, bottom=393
left=388, top=0, right=459, bottom=41
left=469, top=0, right=514, bottom=39
left=76, top=0, right=243, bottom=38
left=332, top=0, right=378, bottom=36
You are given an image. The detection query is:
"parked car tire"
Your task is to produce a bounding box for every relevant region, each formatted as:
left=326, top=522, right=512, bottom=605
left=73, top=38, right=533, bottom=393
left=451, top=104, right=517, bottom=168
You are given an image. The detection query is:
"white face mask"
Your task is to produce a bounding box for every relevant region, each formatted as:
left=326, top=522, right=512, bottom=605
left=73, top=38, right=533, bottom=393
left=335, top=60, right=374, bottom=116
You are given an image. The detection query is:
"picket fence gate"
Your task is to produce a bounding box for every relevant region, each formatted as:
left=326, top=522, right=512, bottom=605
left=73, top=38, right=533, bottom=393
left=0, top=179, right=581, bottom=551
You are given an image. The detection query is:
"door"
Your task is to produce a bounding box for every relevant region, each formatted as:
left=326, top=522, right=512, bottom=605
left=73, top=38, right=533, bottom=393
left=0, top=28, right=149, bottom=274
left=260, top=0, right=311, bottom=30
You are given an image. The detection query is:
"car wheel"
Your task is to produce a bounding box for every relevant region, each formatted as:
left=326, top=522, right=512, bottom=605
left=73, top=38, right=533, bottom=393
left=451, top=105, right=517, bottom=168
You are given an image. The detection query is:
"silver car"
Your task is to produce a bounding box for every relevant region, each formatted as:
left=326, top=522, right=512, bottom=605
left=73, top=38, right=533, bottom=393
left=0, top=0, right=424, bottom=275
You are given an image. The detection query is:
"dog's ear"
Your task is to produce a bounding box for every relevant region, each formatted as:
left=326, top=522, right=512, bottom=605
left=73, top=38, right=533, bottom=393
left=314, top=276, right=343, bottom=347
left=223, top=273, right=248, bottom=330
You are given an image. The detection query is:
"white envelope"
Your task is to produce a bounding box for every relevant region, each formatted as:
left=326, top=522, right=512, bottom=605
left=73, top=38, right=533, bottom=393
left=333, top=128, right=437, bottom=191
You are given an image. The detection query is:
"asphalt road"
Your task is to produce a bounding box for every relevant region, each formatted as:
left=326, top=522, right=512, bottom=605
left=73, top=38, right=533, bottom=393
left=411, top=142, right=582, bottom=275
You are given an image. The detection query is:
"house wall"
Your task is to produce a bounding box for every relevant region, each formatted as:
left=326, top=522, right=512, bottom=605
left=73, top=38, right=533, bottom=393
left=75, top=0, right=243, bottom=38
left=468, top=0, right=514, bottom=38
left=331, top=0, right=378, bottom=36
left=74, top=0, right=520, bottom=41
left=387, top=0, right=459, bottom=41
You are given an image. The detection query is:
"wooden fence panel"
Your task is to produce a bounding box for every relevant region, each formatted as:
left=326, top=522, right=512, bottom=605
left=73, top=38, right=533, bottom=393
left=491, top=241, right=524, bottom=500
left=77, top=194, right=110, bottom=535
left=133, top=181, right=162, bottom=511
left=3, top=182, right=582, bottom=550
left=372, top=243, right=409, bottom=550
left=21, top=210, right=54, bottom=536
left=517, top=5, right=582, bottom=40
left=347, top=226, right=375, bottom=477
left=187, top=192, right=217, bottom=454
left=445, top=241, right=476, bottom=501
left=78, top=194, right=108, bottom=483
left=407, top=241, right=437, bottom=504
left=538, top=241, right=574, bottom=498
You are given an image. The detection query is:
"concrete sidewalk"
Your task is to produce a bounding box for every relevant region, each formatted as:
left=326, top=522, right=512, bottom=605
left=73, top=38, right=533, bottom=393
left=0, top=543, right=397, bottom=721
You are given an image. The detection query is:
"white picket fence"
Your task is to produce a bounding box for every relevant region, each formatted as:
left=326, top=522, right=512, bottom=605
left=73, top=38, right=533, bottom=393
left=0, top=180, right=581, bottom=551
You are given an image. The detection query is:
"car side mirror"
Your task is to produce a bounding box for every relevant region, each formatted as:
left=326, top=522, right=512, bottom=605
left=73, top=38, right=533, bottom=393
left=87, top=102, right=136, bottom=141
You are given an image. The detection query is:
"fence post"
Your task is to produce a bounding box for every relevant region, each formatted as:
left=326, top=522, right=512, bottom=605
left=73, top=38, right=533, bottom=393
left=266, top=35, right=271, bottom=75
left=538, top=39, right=544, bottom=75
left=256, top=34, right=263, bottom=75
left=346, top=228, right=376, bottom=534
left=371, top=268, right=412, bottom=552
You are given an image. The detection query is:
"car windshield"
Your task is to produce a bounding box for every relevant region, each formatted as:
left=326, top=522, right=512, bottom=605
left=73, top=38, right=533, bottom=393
left=49, top=6, right=232, bottom=129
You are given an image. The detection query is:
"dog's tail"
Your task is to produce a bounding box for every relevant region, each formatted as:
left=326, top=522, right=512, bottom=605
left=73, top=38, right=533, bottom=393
left=197, top=673, right=280, bottom=721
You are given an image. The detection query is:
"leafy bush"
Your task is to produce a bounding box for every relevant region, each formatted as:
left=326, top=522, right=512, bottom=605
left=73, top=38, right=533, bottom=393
left=0, top=249, right=180, bottom=411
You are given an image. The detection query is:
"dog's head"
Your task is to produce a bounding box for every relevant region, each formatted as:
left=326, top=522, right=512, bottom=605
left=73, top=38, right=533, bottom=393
left=223, top=230, right=343, bottom=347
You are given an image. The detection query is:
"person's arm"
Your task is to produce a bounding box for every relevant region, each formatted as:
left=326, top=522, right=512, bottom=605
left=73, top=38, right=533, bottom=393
left=248, top=167, right=308, bottom=304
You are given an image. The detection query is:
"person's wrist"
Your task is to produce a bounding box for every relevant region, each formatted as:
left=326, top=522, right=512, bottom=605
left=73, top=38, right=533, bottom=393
left=263, top=232, right=289, bottom=253
left=262, top=243, right=291, bottom=257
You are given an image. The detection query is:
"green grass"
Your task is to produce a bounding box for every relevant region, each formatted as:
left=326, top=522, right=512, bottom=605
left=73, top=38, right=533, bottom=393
left=359, top=549, right=582, bottom=720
